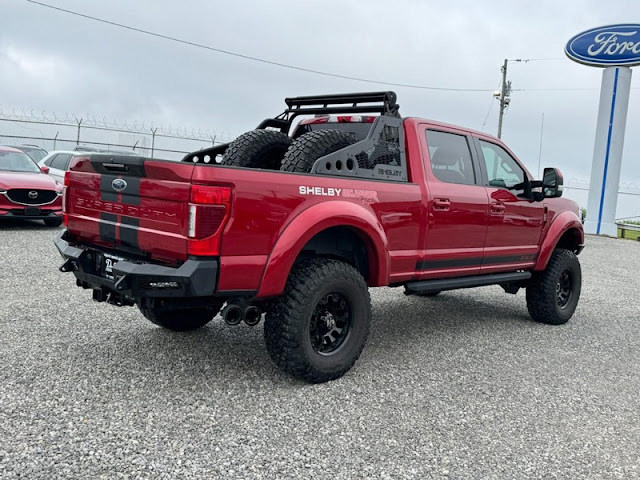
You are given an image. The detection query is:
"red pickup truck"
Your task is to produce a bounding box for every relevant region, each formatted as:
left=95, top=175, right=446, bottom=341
left=56, top=92, right=584, bottom=383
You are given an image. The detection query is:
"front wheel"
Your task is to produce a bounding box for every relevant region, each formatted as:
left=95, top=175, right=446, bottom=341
left=139, top=298, right=225, bottom=332
left=526, top=249, right=582, bottom=325
left=264, top=258, right=371, bottom=383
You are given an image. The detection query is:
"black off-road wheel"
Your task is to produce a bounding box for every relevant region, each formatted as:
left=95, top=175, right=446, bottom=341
left=264, top=258, right=371, bottom=383
left=526, top=249, right=581, bottom=325
left=139, top=298, right=225, bottom=332
left=44, top=217, right=63, bottom=227
left=280, top=130, right=357, bottom=173
left=222, top=130, right=292, bottom=170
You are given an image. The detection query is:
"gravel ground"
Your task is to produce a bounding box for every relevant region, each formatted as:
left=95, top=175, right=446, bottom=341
left=1, top=220, right=639, bottom=479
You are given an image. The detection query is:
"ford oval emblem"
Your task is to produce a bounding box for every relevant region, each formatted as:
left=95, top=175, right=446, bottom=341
left=566, top=24, right=640, bottom=67
left=112, top=178, right=127, bottom=192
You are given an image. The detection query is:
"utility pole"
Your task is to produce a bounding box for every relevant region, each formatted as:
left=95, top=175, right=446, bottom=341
left=495, top=59, right=512, bottom=139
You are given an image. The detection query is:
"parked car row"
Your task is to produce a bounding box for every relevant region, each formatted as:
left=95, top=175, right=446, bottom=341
left=0, top=143, right=136, bottom=227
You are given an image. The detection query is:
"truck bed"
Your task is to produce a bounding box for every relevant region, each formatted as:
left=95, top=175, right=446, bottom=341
left=64, top=154, right=423, bottom=294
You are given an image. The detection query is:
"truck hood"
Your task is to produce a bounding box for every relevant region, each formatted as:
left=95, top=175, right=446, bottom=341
left=0, top=171, right=61, bottom=191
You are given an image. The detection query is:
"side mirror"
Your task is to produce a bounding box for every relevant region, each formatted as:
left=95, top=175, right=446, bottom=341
left=542, top=167, right=563, bottom=198
left=40, top=165, right=50, bottom=174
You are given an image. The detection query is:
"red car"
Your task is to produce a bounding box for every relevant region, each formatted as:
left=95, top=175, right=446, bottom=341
left=0, top=146, right=63, bottom=227
left=56, top=92, right=584, bottom=382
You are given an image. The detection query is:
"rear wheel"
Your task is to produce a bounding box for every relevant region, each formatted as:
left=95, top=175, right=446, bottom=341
left=139, top=298, right=225, bottom=332
left=280, top=130, right=357, bottom=173
left=526, top=249, right=581, bottom=325
left=44, top=217, right=63, bottom=227
left=221, top=130, right=292, bottom=170
left=264, top=258, right=371, bottom=383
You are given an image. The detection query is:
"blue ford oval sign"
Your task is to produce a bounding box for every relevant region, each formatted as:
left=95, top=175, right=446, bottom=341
left=566, top=24, right=640, bottom=67
left=111, top=178, right=127, bottom=192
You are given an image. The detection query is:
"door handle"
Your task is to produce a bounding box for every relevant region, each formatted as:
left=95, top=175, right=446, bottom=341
left=433, top=198, right=451, bottom=211
left=491, top=202, right=506, bottom=214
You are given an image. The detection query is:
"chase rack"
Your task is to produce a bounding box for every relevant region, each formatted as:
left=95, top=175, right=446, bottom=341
left=183, top=91, right=407, bottom=182
left=256, top=91, right=400, bottom=131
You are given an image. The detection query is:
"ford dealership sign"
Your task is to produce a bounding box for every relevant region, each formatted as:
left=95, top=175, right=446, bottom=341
left=566, top=24, right=640, bottom=67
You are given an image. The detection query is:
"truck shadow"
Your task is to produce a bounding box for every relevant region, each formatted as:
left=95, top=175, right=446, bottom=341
left=67, top=289, right=534, bottom=387
left=0, top=219, right=61, bottom=231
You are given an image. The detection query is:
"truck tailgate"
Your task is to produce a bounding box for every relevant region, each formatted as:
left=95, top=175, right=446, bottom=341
left=65, top=155, right=194, bottom=264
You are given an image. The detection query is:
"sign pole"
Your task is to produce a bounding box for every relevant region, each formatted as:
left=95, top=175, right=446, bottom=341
left=565, top=24, right=640, bottom=235
left=584, top=66, right=632, bottom=236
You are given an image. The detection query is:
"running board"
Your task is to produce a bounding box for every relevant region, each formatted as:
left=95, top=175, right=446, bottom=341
left=404, top=271, right=532, bottom=295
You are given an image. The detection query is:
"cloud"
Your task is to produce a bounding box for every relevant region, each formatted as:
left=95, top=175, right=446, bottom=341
left=1, top=0, right=639, bottom=216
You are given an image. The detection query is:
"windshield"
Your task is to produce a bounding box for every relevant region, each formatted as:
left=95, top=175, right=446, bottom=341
left=19, top=147, right=47, bottom=162
left=0, top=151, right=42, bottom=173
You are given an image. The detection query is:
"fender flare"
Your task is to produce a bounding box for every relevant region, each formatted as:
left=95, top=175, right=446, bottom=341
left=535, top=211, right=584, bottom=271
left=257, top=201, right=389, bottom=297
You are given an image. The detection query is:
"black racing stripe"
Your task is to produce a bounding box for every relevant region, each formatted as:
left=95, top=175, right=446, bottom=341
left=120, top=177, right=140, bottom=206
left=100, top=175, right=118, bottom=202
left=119, top=216, right=139, bottom=249
left=416, top=254, right=538, bottom=271
left=99, top=213, right=117, bottom=243
left=484, top=254, right=538, bottom=265
left=417, top=257, right=482, bottom=270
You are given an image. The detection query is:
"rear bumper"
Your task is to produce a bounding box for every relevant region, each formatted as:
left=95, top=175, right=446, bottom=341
left=54, top=231, right=218, bottom=300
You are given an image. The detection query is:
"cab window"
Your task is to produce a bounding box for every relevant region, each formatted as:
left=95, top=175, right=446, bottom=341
left=425, top=130, right=476, bottom=186
left=479, top=141, right=525, bottom=189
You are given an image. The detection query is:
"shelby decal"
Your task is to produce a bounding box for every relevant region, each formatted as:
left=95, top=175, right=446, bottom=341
left=299, top=186, right=342, bottom=197
left=342, top=189, right=379, bottom=202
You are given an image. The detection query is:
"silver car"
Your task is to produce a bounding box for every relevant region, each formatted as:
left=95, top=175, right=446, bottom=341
left=38, top=151, right=77, bottom=184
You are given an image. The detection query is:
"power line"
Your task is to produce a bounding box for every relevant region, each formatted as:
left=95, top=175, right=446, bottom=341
left=23, top=0, right=494, bottom=93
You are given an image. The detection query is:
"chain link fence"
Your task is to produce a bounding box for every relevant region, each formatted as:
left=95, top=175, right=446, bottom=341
left=0, top=108, right=229, bottom=160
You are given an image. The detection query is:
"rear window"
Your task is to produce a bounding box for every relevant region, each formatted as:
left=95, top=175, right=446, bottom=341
left=425, top=130, right=476, bottom=186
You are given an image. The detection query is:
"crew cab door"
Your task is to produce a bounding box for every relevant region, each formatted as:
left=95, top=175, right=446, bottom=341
left=473, top=138, right=544, bottom=272
left=417, top=126, right=489, bottom=278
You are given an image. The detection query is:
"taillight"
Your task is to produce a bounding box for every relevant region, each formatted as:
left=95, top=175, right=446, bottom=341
left=62, top=171, right=71, bottom=227
left=187, top=185, right=232, bottom=256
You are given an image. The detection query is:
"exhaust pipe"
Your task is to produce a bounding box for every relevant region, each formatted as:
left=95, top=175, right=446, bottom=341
left=222, top=304, right=243, bottom=325
left=243, top=306, right=262, bottom=326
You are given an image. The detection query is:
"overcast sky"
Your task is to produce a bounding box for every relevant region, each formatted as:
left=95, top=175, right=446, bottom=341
left=2, top=0, right=639, bottom=212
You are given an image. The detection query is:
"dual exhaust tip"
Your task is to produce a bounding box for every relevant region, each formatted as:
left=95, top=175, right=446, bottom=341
left=222, top=304, right=262, bottom=326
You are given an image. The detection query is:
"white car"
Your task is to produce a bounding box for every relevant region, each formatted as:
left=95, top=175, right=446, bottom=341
left=38, top=151, right=77, bottom=183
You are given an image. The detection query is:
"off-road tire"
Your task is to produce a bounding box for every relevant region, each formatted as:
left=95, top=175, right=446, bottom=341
left=139, top=298, right=225, bottom=332
left=280, top=130, right=357, bottom=173
left=44, top=217, right=63, bottom=227
left=264, top=258, right=371, bottom=383
left=222, top=130, right=292, bottom=170
left=526, top=249, right=581, bottom=325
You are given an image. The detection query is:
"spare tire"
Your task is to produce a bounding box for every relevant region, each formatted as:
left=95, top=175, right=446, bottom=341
left=222, top=130, right=292, bottom=170
left=281, top=130, right=357, bottom=173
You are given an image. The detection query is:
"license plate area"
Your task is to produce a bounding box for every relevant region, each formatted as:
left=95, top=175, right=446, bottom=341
left=101, top=253, right=125, bottom=280
left=24, top=207, right=42, bottom=216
